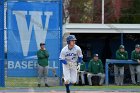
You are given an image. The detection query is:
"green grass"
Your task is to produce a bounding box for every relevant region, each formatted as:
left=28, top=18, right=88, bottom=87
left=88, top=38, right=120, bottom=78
left=5, top=77, right=38, bottom=87
left=3, top=77, right=140, bottom=91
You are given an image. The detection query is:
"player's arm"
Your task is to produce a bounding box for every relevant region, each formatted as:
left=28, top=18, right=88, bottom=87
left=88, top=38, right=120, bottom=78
left=37, top=51, right=46, bottom=59
left=116, top=50, right=121, bottom=59
left=59, top=49, right=67, bottom=64
left=44, top=50, right=49, bottom=58
left=125, top=51, right=128, bottom=60
left=131, top=51, right=137, bottom=62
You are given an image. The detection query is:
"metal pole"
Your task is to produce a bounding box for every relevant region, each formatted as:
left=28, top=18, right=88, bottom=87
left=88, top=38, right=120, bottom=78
left=121, top=33, right=123, bottom=45
left=59, top=0, right=63, bottom=86
left=105, top=61, right=109, bottom=85
left=102, top=0, right=104, bottom=24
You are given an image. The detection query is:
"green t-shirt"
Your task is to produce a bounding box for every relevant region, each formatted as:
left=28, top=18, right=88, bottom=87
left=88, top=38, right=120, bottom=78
left=131, top=50, right=140, bottom=62
left=115, top=50, right=128, bottom=67
left=88, top=59, right=104, bottom=74
left=37, top=49, right=49, bottom=67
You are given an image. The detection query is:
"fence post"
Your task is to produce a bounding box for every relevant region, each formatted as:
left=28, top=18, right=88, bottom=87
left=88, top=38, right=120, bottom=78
left=0, top=0, right=5, bottom=87
left=59, top=0, right=63, bottom=86
left=121, top=33, right=124, bottom=45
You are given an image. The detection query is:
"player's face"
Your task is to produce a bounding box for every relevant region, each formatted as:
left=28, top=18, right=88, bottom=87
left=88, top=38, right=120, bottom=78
left=69, top=40, right=76, bottom=46
left=139, top=48, right=140, bottom=52
left=120, top=48, right=125, bottom=52
left=93, top=56, right=98, bottom=61
left=41, top=45, right=45, bottom=49
left=136, top=48, right=140, bottom=52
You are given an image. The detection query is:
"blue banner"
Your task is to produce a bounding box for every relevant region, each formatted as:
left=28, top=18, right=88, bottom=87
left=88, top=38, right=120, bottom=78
left=7, top=2, right=61, bottom=77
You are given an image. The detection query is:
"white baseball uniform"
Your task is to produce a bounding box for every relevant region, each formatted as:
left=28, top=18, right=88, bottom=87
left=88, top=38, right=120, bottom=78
left=59, top=45, right=83, bottom=84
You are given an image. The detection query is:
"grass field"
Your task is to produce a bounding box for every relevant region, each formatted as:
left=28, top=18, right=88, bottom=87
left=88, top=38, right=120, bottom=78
left=2, top=77, right=140, bottom=92
left=5, top=77, right=38, bottom=87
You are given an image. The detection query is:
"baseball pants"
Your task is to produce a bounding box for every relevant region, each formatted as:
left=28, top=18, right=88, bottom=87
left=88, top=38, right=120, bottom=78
left=87, top=73, right=105, bottom=85
left=77, top=71, right=86, bottom=84
left=63, top=63, right=77, bottom=84
left=129, top=65, right=140, bottom=84
left=114, top=65, right=124, bottom=85
left=38, top=65, right=48, bottom=84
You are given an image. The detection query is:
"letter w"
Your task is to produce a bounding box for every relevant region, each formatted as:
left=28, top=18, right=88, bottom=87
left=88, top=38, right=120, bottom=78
left=13, top=11, right=53, bottom=56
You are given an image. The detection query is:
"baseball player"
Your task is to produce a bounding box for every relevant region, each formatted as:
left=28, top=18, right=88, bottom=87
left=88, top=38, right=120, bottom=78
left=37, top=43, right=49, bottom=87
left=59, top=35, right=83, bottom=93
left=114, top=45, right=128, bottom=86
left=130, top=44, right=140, bottom=85
left=87, top=54, right=105, bottom=86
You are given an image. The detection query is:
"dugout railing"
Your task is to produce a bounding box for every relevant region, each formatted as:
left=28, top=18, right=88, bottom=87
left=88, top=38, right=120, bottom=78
left=105, top=59, right=139, bottom=85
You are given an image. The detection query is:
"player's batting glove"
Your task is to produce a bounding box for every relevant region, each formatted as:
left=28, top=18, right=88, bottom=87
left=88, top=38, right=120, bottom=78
left=60, top=60, right=67, bottom=65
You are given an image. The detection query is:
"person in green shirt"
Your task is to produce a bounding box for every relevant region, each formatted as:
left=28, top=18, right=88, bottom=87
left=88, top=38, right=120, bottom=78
left=37, top=43, right=49, bottom=87
left=114, top=45, right=128, bottom=86
left=87, top=54, right=105, bottom=86
left=77, top=61, right=86, bottom=85
left=129, top=44, right=140, bottom=85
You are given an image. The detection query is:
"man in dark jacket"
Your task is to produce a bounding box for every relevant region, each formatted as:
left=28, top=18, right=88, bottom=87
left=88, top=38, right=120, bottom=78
left=114, top=45, right=128, bottom=86
left=87, top=54, right=105, bottom=86
left=37, top=43, right=49, bottom=87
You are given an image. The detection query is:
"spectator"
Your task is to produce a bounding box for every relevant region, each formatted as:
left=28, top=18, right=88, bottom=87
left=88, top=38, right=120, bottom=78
left=130, top=44, right=140, bottom=85
left=87, top=54, right=105, bottom=86
left=77, top=61, right=87, bottom=85
left=37, top=43, right=49, bottom=87
left=114, top=45, right=128, bottom=86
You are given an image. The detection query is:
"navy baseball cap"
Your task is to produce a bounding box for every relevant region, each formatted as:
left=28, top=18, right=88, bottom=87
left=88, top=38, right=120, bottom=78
left=119, top=45, right=125, bottom=49
left=135, top=44, right=140, bottom=48
left=40, top=43, right=45, bottom=46
left=93, top=54, right=99, bottom=57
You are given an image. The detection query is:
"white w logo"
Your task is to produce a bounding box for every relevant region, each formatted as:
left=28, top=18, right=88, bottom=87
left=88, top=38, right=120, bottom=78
left=13, top=11, right=53, bottom=56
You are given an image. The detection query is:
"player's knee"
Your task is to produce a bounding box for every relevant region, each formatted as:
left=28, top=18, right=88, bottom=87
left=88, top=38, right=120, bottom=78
left=120, top=73, right=124, bottom=76
left=87, top=74, right=91, bottom=78
left=101, top=74, right=105, bottom=78
left=81, top=72, right=85, bottom=75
